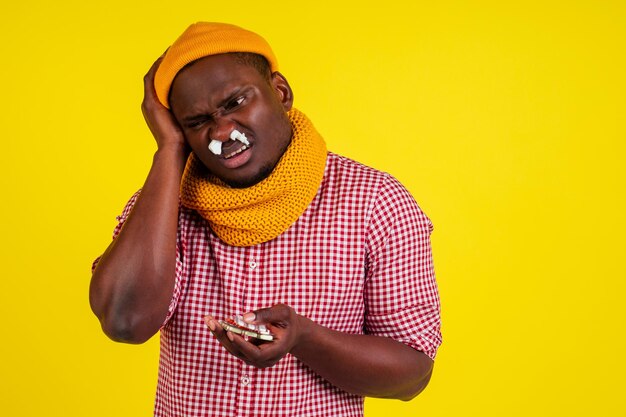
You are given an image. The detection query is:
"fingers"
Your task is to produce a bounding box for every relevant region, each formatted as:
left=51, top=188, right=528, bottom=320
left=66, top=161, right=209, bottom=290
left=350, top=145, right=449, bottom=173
left=204, top=316, right=251, bottom=362
left=204, top=315, right=287, bottom=369
left=142, top=49, right=171, bottom=109
left=140, top=49, right=187, bottom=148
left=227, top=331, right=286, bottom=368
left=144, top=49, right=169, bottom=85
left=143, top=57, right=165, bottom=105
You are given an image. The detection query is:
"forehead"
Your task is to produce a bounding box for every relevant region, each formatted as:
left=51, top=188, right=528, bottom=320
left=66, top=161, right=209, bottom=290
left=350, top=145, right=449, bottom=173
left=169, top=54, right=265, bottom=111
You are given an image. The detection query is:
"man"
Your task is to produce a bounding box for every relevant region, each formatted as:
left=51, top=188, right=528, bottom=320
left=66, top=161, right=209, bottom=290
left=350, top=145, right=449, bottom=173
left=90, top=22, right=441, bottom=417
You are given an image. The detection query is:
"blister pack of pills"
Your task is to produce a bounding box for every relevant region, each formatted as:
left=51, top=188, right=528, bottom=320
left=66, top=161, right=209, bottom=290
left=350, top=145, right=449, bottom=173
left=220, top=315, right=274, bottom=341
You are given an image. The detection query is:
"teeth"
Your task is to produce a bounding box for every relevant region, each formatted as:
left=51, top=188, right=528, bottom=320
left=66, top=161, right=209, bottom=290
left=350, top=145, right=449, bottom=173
left=224, top=144, right=249, bottom=159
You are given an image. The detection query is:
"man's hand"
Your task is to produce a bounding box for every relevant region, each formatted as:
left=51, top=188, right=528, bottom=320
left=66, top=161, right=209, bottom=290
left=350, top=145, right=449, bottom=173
left=205, top=304, right=307, bottom=368
left=141, top=54, right=187, bottom=151
left=205, top=303, right=433, bottom=400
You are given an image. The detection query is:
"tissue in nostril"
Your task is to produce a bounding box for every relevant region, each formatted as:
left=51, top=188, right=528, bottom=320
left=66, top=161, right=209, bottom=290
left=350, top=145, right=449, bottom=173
left=230, top=130, right=250, bottom=146
left=208, top=140, right=222, bottom=155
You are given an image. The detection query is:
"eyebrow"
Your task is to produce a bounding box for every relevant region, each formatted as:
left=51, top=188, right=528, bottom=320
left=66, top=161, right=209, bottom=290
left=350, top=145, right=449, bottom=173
left=218, top=86, right=247, bottom=108
left=181, top=86, right=251, bottom=124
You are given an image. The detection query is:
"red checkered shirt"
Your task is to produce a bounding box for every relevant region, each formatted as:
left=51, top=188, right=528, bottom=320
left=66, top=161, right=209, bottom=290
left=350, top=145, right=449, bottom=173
left=99, top=152, right=441, bottom=417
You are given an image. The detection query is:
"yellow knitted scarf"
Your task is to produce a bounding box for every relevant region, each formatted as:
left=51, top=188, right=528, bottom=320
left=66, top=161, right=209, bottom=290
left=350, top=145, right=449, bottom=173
left=180, top=108, right=327, bottom=247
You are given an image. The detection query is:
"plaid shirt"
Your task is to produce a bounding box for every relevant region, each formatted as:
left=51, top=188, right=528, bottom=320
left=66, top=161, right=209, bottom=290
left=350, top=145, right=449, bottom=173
left=101, top=152, right=441, bottom=417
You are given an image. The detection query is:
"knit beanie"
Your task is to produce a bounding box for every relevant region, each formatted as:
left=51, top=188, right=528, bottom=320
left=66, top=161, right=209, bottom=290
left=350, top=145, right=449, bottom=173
left=154, top=22, right=279, bottom=108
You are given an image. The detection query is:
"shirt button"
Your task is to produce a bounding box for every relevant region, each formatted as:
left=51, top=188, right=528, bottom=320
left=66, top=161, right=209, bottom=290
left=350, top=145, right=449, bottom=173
left=249, top=260, right=257, bottom=270
left=241, top=375, right=250, bottom=386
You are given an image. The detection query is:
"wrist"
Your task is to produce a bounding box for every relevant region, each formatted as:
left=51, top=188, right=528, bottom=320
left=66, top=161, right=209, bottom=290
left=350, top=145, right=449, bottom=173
left=291, top=314, right=316, bottom=357
left=152, top=144, right=189, bottom=175
left=155, top=143, right=188, bottom=161
left=156, top=141, right=187, bottom=154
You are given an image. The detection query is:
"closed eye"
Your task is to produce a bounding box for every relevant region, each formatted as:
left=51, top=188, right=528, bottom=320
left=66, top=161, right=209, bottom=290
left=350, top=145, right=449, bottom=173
left=185, top=117, right=208, bottom=129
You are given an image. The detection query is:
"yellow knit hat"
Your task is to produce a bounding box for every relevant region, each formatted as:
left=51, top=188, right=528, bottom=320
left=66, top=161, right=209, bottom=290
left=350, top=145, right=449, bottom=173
left=154, top=22, right=279, bottom=108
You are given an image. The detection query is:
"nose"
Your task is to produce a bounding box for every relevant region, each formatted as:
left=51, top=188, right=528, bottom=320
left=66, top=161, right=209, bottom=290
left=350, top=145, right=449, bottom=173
left=209, top=116, right=237, bottom=142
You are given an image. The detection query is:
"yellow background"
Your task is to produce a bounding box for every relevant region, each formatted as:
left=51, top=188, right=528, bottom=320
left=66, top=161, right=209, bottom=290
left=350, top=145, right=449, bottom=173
left=1, top=1, right=624, bottom=415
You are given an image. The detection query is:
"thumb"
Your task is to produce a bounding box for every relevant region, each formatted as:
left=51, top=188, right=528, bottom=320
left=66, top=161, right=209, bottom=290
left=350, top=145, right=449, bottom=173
left=243, top=304, right=289, bottom=324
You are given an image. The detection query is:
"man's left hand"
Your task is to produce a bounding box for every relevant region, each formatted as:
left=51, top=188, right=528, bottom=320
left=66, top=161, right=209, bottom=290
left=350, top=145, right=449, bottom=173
left=204, top=304, right=308, bottom=369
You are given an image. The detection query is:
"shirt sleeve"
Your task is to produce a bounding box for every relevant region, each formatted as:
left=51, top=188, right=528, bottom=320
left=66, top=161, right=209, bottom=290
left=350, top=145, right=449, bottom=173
left=364, top=175, right=442, bottom=360
left=91, top=189, right=185, bottom=328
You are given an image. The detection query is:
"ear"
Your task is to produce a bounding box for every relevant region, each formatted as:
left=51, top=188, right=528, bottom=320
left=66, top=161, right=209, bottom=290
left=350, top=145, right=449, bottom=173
left=270, top=71, right=294, bottom=111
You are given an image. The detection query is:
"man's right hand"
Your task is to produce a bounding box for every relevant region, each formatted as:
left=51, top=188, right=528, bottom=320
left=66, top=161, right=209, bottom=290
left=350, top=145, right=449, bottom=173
left=141, top=54, right=187, bottom=151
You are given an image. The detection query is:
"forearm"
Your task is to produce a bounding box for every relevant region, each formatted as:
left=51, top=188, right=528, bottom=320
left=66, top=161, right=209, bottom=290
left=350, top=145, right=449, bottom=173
left=291, top=316, right=434, bottom=400
left=89, top=145, right=186, bottom=343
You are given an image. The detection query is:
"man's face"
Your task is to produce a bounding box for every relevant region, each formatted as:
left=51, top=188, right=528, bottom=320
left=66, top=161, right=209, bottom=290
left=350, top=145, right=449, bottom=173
left=169, top=54, right=293, bottom=188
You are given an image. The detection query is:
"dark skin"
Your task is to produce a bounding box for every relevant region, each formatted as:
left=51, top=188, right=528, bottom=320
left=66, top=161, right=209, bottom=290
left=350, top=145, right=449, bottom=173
left=90, top=53, right=433, bottom=400
left=169, top=54, right=294, bottom=189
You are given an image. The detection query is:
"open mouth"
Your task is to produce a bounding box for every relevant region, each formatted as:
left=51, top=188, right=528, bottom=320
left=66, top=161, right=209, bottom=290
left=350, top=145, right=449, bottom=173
left=208, top=130, right=252, bottom=160
left=223, top=143, right=250, bottom=159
